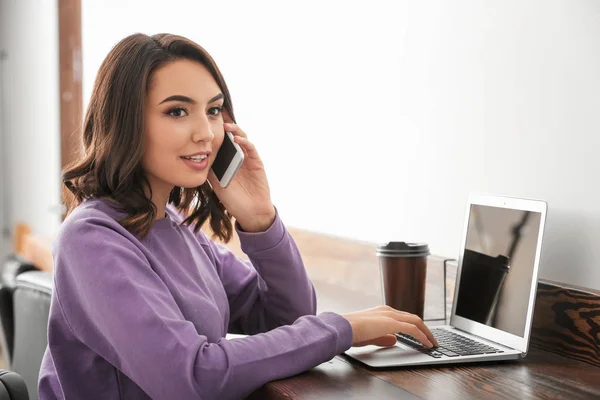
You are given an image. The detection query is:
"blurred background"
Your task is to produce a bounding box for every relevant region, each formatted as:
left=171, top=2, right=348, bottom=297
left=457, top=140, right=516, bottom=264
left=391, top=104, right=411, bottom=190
left=1, top=0, right=599, bottom=291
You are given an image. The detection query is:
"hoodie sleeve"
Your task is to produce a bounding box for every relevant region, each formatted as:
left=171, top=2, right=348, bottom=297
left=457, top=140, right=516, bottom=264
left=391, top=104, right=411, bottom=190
left=54, top=213, right=353, bottom=400
left=208, top=210, right=320, bottom=334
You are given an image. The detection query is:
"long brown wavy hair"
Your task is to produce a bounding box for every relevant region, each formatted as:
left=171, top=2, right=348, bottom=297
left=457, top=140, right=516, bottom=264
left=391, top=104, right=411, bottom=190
left=63, top=33, right=234, bottom=241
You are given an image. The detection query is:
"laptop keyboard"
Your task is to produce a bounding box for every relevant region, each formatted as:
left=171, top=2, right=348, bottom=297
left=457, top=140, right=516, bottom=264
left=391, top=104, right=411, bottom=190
left=395, top=328, right=504, bottom=358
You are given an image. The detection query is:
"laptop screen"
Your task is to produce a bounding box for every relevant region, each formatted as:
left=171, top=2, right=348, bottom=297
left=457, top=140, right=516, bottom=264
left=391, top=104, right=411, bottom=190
left=454, top=204, right=542, bottom=338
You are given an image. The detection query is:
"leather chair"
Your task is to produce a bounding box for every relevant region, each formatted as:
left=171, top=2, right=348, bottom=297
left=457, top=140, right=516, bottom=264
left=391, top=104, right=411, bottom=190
left=0, top=254, right=52, bottom=400
left=0, top=256, right=37, bottom=366
left=11, top=271, right=52, bottom=400
left=0, top=370, right=29, bottom=400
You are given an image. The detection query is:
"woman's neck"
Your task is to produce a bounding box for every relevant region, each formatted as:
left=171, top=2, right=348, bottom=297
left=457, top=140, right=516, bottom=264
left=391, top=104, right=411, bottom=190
left=150, top=187, right=173, bottom=221
left=154, top=203, right=167, bottom=220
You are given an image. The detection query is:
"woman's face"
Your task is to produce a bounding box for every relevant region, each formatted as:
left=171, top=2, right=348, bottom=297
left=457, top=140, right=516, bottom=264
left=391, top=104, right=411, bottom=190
left=143, top=59, right=225, bottom=200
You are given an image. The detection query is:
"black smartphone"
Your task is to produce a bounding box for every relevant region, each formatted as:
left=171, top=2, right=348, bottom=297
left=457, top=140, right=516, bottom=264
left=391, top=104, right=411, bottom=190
left=211, top=131, right=245, bottom=188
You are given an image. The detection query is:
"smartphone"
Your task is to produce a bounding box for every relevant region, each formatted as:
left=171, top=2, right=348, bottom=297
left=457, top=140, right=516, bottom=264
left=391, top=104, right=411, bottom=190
left=211, top=131, right=245, bottom=188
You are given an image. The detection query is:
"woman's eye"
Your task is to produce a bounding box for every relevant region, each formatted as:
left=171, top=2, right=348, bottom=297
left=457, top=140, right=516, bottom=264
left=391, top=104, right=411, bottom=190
left=167, top=108, right=188, bottom=118
left=208, top=106, right=223, bottom=117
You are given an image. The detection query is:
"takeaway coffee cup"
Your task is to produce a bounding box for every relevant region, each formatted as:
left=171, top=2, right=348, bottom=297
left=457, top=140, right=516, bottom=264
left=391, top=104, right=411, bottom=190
left=377, top=242, right=430, bottom=318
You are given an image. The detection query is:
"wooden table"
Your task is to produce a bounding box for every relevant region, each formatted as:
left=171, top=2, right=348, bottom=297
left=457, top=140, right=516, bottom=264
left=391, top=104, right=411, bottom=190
left=247, top=283, right=600, bottom=400
left=251, top=288, right=599, bottom=400
left=248, top=347, right=600, bottom=399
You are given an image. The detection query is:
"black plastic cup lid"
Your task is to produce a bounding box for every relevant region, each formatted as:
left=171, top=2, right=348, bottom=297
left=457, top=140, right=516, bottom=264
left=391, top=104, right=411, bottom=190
left=376, top=242, right=430, bottom=257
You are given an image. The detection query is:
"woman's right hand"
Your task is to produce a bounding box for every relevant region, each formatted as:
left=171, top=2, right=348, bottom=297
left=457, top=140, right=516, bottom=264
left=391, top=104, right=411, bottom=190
left=342, top=305, right=439, bottom=348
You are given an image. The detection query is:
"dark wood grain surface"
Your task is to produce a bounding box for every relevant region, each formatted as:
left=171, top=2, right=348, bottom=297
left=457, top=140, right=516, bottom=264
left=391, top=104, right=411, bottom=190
left=341, top=349, right=600, bottom=400
left=247, top=357, right=420, bottom=400
left=248, top=301, right=600, bottom=400
left=214, top=226, right=600, bottom=399
left=531, top=280, right=600, bottom=367
left=312, top=280, right=600, bottom=400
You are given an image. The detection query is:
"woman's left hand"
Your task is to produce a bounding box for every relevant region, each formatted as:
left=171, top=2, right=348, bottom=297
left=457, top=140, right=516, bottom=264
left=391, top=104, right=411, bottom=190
left=208, top=121, right=276, bottom=233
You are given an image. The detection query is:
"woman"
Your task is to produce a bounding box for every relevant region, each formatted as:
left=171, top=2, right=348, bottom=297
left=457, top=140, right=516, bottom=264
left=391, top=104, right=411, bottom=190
left=38, top=33, right=437, bottom=399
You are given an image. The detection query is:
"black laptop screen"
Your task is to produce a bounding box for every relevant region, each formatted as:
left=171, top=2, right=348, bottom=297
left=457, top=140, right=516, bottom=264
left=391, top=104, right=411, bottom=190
left=454, top=204, right=542, bottom=337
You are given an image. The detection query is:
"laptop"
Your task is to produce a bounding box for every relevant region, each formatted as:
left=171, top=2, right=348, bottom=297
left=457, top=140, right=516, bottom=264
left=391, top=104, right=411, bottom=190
left=345, top=193, right=547, bottom=367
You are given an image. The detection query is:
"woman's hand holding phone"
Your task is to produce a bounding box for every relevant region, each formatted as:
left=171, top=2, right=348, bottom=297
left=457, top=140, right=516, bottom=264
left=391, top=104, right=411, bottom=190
left=208, top=121, right=276, bottom=233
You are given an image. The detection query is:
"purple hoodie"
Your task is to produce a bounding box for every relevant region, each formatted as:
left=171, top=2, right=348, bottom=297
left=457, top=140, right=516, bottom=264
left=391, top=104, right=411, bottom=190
left=38, top=199, right=352, bottom=399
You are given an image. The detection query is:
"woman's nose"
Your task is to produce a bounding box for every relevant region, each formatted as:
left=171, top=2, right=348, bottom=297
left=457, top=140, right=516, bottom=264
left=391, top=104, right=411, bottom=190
left=192, top=122, right=215, bottom=143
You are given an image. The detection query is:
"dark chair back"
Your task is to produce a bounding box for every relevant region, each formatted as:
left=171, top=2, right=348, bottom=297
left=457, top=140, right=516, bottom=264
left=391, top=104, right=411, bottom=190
left=11, top=271, right=52, bottom=400
left=0, top=255, right=37, bottom=366
left=0, top=370, right=29, bottom=400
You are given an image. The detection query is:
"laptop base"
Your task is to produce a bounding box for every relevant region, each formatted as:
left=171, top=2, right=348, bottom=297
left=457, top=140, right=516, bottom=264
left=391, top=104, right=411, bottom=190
left=344, top=326, right=522, bottom=368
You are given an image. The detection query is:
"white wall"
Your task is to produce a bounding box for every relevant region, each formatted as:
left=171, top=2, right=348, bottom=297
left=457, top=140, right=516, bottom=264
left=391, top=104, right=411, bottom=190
left=0, top=0, right=62, bottom=248
left=82, top=0, right=600, bottom=289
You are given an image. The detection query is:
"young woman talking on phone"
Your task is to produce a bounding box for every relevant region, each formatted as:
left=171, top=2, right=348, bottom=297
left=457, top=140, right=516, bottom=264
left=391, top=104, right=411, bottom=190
left=38, top=33, right=438, bottom=400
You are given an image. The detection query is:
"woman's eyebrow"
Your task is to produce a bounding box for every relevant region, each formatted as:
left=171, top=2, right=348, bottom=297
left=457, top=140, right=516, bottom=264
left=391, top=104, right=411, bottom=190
left=159, top=95, right=196, bottom=105
left=159, top=93, right=223, bottom=105
left=208, top=93, right=224, bottom=103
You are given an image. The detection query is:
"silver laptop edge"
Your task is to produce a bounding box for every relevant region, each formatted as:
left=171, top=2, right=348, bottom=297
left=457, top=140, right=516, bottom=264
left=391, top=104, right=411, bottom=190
left=345, top=193, right=548, bottom=368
